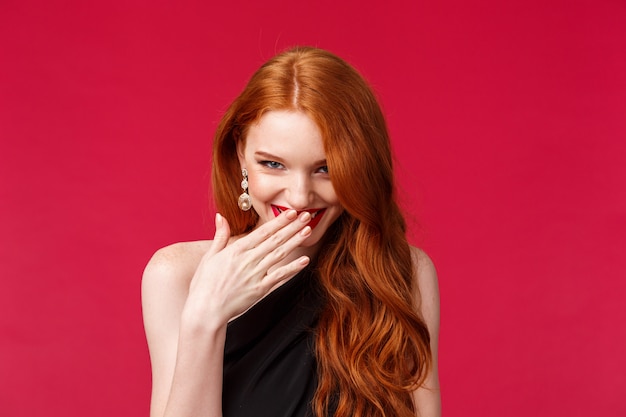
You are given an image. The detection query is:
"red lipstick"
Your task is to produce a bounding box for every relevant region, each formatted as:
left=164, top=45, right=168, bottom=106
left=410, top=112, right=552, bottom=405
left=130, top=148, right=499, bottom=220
left=272, top=205, right=327, bottom=230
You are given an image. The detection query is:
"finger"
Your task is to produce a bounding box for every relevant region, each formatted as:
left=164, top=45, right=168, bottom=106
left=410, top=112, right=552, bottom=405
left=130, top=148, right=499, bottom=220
left=241, top=209, right=307, bottom=249
left=207, top=213, right=230, bottom=256
left=252, top=211, right=312, bottom=255
left=263, top=256, right=311, bottom=290
left=257, top=222, right=312, bottom=270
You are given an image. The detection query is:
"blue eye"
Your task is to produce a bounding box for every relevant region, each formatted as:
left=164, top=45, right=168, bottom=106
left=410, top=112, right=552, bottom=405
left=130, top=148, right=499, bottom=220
left=261, top=160, right=284, bottom=169
left=317, top=166, right=329, bottom=174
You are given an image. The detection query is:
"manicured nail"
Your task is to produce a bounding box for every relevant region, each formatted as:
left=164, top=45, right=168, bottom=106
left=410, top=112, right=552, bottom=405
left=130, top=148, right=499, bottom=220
left=286, top=210, right=298, bottom=220
left=299, top=256, right=310, bottom=266
left=299, top=212, right=311, bottom=222
left=215, top=213, right=223, bottom=227
left=300, top=226, right=311, bottom=236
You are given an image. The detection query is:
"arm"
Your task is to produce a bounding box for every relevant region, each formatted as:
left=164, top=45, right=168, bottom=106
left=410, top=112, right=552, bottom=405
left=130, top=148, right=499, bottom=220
left=142, top=240, right=210, bottom=417
left=142, top=211, right=313, bottom=417
left=410, top=248, right=441, bottom=417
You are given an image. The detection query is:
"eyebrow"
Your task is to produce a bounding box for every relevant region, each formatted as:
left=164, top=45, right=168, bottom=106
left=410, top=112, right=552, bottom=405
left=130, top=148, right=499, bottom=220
left=254, top=150, right=327, bottom=166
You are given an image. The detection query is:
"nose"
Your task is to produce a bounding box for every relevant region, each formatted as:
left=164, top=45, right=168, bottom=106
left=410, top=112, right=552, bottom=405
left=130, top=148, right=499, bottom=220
left=285, top=173, right=313, bottom=210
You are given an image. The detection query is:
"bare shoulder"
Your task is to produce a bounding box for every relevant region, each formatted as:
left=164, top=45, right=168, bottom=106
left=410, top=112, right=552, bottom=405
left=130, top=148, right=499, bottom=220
left=143, top=240, right=212, bottom=287
left=409, top=247, right=440, bottom=349
left=410, top=246, right=440, bottom=315
left=141, top=240, right=213, bottom=331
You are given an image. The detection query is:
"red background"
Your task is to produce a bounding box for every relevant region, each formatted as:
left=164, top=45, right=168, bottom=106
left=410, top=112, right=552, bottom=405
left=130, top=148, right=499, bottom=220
left=1, top=1, right=625, bottom=416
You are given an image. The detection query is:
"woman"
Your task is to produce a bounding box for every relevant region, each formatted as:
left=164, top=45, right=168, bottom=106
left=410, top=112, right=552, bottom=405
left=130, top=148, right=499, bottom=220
left=142, top=46, right=440, bottom=417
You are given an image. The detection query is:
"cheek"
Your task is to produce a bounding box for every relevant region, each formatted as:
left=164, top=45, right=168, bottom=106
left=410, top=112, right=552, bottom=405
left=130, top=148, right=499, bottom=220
left=247, top=173, right=279, bottom=202
left=320, top=184, right=341, bottom=206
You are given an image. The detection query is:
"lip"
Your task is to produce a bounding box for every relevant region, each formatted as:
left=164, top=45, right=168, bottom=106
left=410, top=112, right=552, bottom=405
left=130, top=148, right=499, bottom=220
left=271, top=205, right=327, bottom=230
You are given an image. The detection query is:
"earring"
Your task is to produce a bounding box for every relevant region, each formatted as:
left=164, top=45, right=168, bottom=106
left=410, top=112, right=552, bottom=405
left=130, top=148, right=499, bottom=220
left=238, top=168, right=252, bottom=211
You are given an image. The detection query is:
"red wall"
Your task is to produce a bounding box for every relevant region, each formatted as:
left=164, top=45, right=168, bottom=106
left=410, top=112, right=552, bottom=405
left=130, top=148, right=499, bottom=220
left=1, top=1, right=625, bottom=415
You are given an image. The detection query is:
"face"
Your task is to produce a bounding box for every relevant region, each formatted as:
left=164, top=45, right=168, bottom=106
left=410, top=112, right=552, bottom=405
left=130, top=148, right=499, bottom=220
left=237, top=110, right=343, bottom=248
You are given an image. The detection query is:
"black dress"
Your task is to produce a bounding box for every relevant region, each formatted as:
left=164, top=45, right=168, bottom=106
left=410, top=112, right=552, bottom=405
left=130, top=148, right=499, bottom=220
left=222, top=266, right=323, bottom=417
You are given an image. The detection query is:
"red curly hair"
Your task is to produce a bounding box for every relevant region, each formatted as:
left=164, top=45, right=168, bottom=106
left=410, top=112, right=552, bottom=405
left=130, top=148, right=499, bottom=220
left=212, top=46, right=431, bottom=416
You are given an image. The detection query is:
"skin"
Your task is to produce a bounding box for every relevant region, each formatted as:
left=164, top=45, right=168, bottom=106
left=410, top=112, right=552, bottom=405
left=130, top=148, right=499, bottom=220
left=142, top=110, right=441, bottom=417
left=237, top=110, right=344, bottom=252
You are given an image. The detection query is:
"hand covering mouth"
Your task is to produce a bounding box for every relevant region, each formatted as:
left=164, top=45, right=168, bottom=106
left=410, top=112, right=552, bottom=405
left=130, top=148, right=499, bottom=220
left=271, top=205, right=327, bottom=229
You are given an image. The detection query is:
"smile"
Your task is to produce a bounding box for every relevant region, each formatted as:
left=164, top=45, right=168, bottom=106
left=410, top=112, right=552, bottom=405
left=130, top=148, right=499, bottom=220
left=271, top=205, right=327, bottom=229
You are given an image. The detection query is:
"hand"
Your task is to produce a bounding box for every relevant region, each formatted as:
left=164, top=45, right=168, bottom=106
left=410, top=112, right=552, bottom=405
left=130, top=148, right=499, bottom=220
left=185, top=210, right=312, bottom=325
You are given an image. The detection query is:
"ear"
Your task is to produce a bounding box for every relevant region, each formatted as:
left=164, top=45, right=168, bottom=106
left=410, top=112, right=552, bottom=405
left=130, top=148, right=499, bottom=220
left=236, top=139, right=246, bottom=170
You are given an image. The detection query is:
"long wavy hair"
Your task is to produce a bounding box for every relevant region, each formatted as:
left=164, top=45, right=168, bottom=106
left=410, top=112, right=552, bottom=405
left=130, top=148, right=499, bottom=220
left=212, top=47, right=431, bottom=416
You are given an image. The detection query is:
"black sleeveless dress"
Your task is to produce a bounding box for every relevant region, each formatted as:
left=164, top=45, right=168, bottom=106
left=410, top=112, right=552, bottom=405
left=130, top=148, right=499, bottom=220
left=222, top=266, right=324, bottom=417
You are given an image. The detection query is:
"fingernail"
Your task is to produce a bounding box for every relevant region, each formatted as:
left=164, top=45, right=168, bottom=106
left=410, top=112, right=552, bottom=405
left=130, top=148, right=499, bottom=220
left=215, top=213, right=223, bottom=227
left=299, top=211, right=311, bottom=222
left=299, top=256, right=310, bottom=266
left=286, top=210, right=297, bottom=220
left=300, top=226, right=311, bottom=236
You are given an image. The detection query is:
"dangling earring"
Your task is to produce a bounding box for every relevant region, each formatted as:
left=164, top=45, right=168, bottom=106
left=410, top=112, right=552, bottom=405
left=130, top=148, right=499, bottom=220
left=238, top=168, right=252, bottom=211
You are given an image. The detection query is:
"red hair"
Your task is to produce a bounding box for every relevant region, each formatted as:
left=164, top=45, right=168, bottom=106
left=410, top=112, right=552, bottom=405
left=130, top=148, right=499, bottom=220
left=212, top=47, right=431, bottom=416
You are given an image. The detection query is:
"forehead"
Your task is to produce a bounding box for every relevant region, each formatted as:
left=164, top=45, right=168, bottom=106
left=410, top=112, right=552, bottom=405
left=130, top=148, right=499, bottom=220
left=244, top=110, right=326, bottom=159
